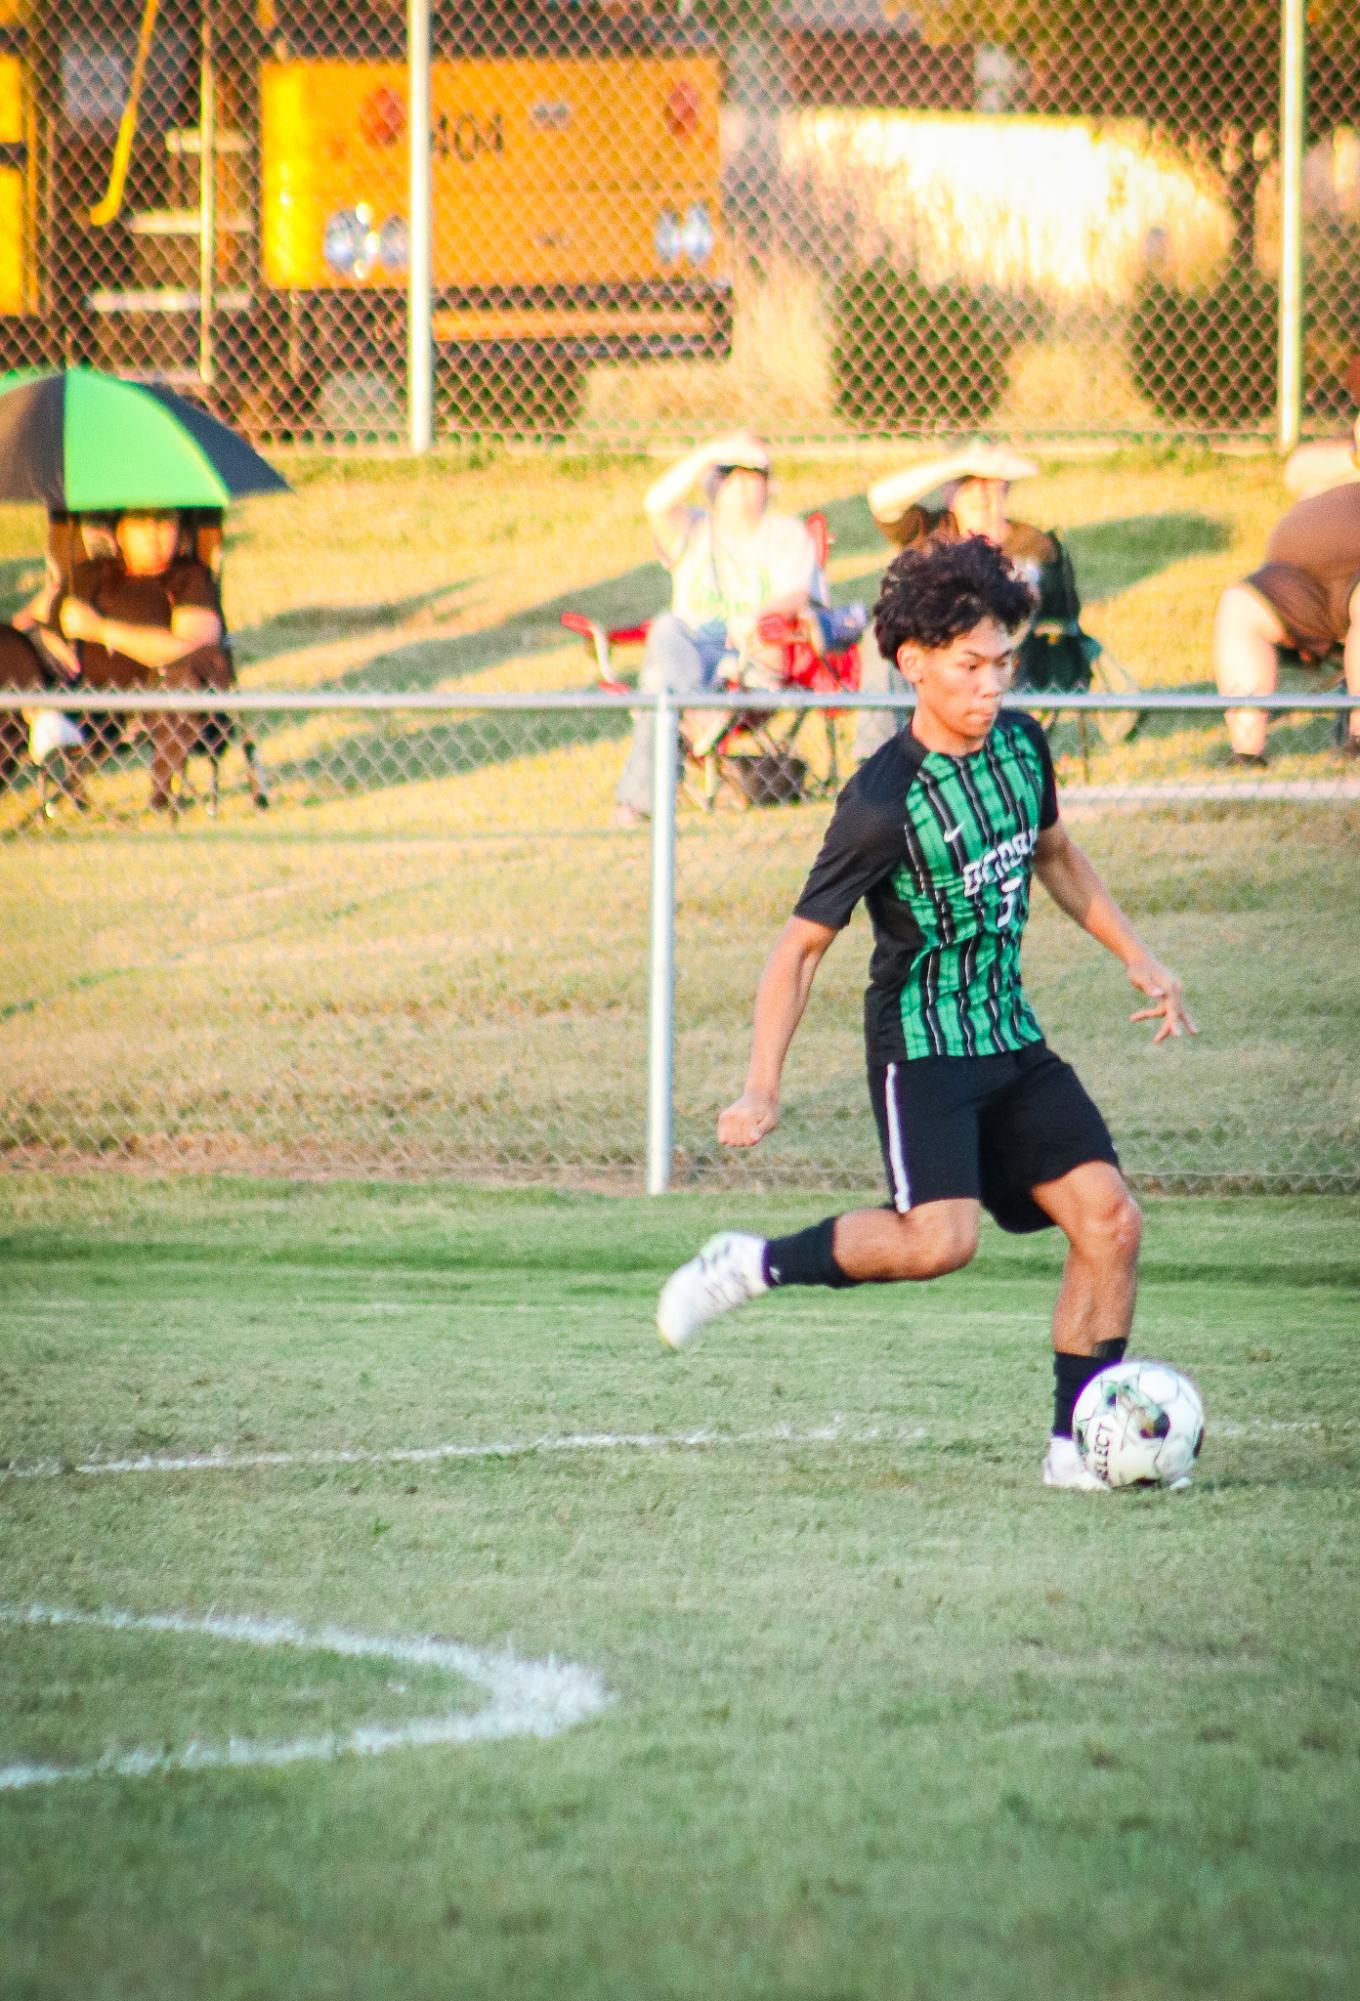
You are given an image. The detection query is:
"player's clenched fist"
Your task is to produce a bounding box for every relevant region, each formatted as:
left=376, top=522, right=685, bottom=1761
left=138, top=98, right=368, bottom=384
left=718, top=1091, right=779, bottom=1148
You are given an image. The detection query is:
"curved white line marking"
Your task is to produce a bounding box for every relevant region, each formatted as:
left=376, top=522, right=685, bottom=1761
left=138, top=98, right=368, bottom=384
left=0, top=1417, right=1336, bottom=1484
left=0, top=1604, right=612, bottom=1792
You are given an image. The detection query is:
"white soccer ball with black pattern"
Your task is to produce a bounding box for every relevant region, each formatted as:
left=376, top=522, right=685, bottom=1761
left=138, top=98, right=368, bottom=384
left=1072, top=1360, right=1204, bottom=1489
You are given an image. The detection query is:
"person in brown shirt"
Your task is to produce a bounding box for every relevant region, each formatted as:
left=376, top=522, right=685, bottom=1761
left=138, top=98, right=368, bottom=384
left=1213, top=481, right=1360, bottom=764
left=2, top=511, right=231, bottom=807
left=57, top=510, right=234, bottom=810
left=855, top=444, right=1071, bottom=762
left=59, top=510, right=225, bottom=682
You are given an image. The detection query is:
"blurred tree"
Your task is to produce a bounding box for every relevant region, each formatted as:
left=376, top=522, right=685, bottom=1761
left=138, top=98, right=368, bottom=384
left=898, top=0, right=1359, bottom=269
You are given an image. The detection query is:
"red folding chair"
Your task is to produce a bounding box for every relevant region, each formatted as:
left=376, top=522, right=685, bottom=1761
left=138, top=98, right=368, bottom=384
left=561, top=512, right=865, bottom=807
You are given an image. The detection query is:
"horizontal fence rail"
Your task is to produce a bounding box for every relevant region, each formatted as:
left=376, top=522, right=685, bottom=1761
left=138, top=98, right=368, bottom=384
left=3, top=690, right=1358, bottom=715
left=2, top=691, right=1356, bottom=1197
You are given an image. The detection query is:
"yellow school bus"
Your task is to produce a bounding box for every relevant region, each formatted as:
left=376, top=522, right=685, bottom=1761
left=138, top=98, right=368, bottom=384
left=0, top=0, right=36, bottom=319
left=0, top=0, right=730, bottom=426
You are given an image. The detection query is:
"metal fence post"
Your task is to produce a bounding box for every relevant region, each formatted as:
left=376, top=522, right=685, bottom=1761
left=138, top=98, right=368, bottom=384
left=646, top=689, right=679, bottom=1195
left=1278, top=0, right=1306, bottom=455
left=196, top=0, right=216, bottom=390
left=407, top=0, right=434, bottom=454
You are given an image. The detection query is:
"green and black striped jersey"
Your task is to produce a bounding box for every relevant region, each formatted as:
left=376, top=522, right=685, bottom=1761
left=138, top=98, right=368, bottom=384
left=794, top=712, right=1059, bottom=1062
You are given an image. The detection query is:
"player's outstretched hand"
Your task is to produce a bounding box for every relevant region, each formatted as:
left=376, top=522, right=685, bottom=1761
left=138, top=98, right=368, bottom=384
left=1126, top=956, right=1198, bottom=1043
left=718, top=1091, right=779, bottom=1148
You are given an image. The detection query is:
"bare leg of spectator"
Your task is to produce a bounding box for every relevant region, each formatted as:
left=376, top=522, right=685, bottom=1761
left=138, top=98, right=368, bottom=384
left=615, top=613, right=728, bottom=821
left=1343, top=589, right=1360, bottom=752
left=1213, top=583, right=1287, bottom=761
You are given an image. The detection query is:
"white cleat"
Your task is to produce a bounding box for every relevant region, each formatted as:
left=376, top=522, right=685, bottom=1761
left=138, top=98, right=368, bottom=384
left=1042, top=1435, right=1109, bottom=1492
left=657, top=1231, right=769, bottom=1351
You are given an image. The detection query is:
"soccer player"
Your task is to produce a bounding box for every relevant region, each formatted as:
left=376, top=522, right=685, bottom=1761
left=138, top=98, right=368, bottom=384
left=656, top=535, right=1197, bottom=1491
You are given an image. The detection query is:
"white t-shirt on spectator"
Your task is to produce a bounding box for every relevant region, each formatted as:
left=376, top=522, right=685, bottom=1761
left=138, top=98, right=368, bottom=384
left=667, top=509, right=820, bottom=630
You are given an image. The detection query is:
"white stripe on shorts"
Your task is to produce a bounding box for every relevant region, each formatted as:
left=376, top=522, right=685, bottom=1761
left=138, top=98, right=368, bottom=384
left=884, top=1061, right=911, bottom=1212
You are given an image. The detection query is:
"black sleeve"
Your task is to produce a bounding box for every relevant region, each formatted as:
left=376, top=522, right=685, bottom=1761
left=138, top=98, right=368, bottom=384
left=1012, top=710, right=1060, bottom=828
left=793, top=738, right=914, bottom=929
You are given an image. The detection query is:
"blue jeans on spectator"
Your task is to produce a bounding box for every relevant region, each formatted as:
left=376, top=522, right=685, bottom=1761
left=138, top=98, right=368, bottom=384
left=615, top=613, right=731, bottom=815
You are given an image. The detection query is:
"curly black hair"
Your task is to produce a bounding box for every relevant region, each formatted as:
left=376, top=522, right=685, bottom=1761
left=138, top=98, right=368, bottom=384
left=873, top=534, right=1037, bottom=665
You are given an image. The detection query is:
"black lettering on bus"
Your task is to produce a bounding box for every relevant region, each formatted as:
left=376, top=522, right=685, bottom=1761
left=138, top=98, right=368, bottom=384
left=434, top=111, right=505, bottom=163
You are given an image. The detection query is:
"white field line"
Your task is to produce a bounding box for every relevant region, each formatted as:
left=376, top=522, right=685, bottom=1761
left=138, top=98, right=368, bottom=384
left=0, top=1417, right=1344, bottom=1485
left=2, top=1423, right=914, bottom=1481
left=0, top=1604, right=612, bottom=1792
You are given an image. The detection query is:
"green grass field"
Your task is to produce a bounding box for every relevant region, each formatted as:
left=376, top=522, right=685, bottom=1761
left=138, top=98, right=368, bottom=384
left=3, top=1179, right=1358, bottom=2001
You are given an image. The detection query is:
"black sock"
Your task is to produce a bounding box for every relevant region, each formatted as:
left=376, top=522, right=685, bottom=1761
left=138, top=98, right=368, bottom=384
left=1052, top=1338, right=1127, bottom=1439
left=763, top=1216, right=858, bottom=1290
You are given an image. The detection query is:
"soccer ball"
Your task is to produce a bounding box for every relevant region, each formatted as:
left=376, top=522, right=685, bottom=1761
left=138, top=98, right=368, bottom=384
left=1072, top=1360, right=1204, bottom=1489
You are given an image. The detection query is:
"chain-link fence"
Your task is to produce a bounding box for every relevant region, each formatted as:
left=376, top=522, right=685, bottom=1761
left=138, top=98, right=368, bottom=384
left=5, top=1, right=1360, bottom=445
left=2, top=688, right=1356, bottom=1192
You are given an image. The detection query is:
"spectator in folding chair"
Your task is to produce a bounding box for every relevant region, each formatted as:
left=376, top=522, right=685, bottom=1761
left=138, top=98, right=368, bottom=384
left=853, top=442, right=1071, bottom=762
left=52, top=508, right=262, bottom=813
left=612, top=432, right=822, bottom=826
left=1213, top=479, right=1360, bottom=766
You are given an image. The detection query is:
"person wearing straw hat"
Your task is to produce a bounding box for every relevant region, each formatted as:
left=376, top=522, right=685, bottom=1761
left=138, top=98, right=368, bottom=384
left=613, top=432, right=821, bottom=826
left=854, top=441, right=1066, bottom=762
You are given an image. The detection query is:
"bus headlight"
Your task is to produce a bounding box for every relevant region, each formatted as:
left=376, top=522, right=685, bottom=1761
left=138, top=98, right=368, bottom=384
left=379, top=216, right=409, bottom=272
left=323, top=205, right=379, bottom=278
left=654, top=209, right=681, bottom=266
left=680, top=202, right=714, bottom=265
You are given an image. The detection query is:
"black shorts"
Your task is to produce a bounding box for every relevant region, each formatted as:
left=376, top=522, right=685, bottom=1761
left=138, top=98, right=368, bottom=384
left=867, top=1042, right=1119, bottom=1235
left=1244, top=562, right=1344, bottom=661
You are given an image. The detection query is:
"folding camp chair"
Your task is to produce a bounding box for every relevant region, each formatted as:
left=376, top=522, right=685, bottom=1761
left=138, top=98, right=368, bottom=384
left=562, top=512, right=867, bottom=808
left=1013, top=534, right=1142, bottom=778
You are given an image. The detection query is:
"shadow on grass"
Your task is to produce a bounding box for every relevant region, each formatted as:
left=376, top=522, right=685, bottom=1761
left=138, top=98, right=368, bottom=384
left=231, top=581, right=479, bottom=670
left=264, top=704, right=632, bottom=801
left=776, top=500, right=1232, bottom=614
left=260, top=559, right=678, bottom=795
left=1062, top=512, right=1230, bottom=602
left=203, top=505, right=1238, bottom=807
left=318, top=559, right=669, bottom=696
left=243, top=553, right=674, bottom=798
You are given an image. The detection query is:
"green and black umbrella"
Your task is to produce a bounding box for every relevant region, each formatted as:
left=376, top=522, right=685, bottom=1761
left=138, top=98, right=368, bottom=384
left=0, top=367, right=290, bottom=511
